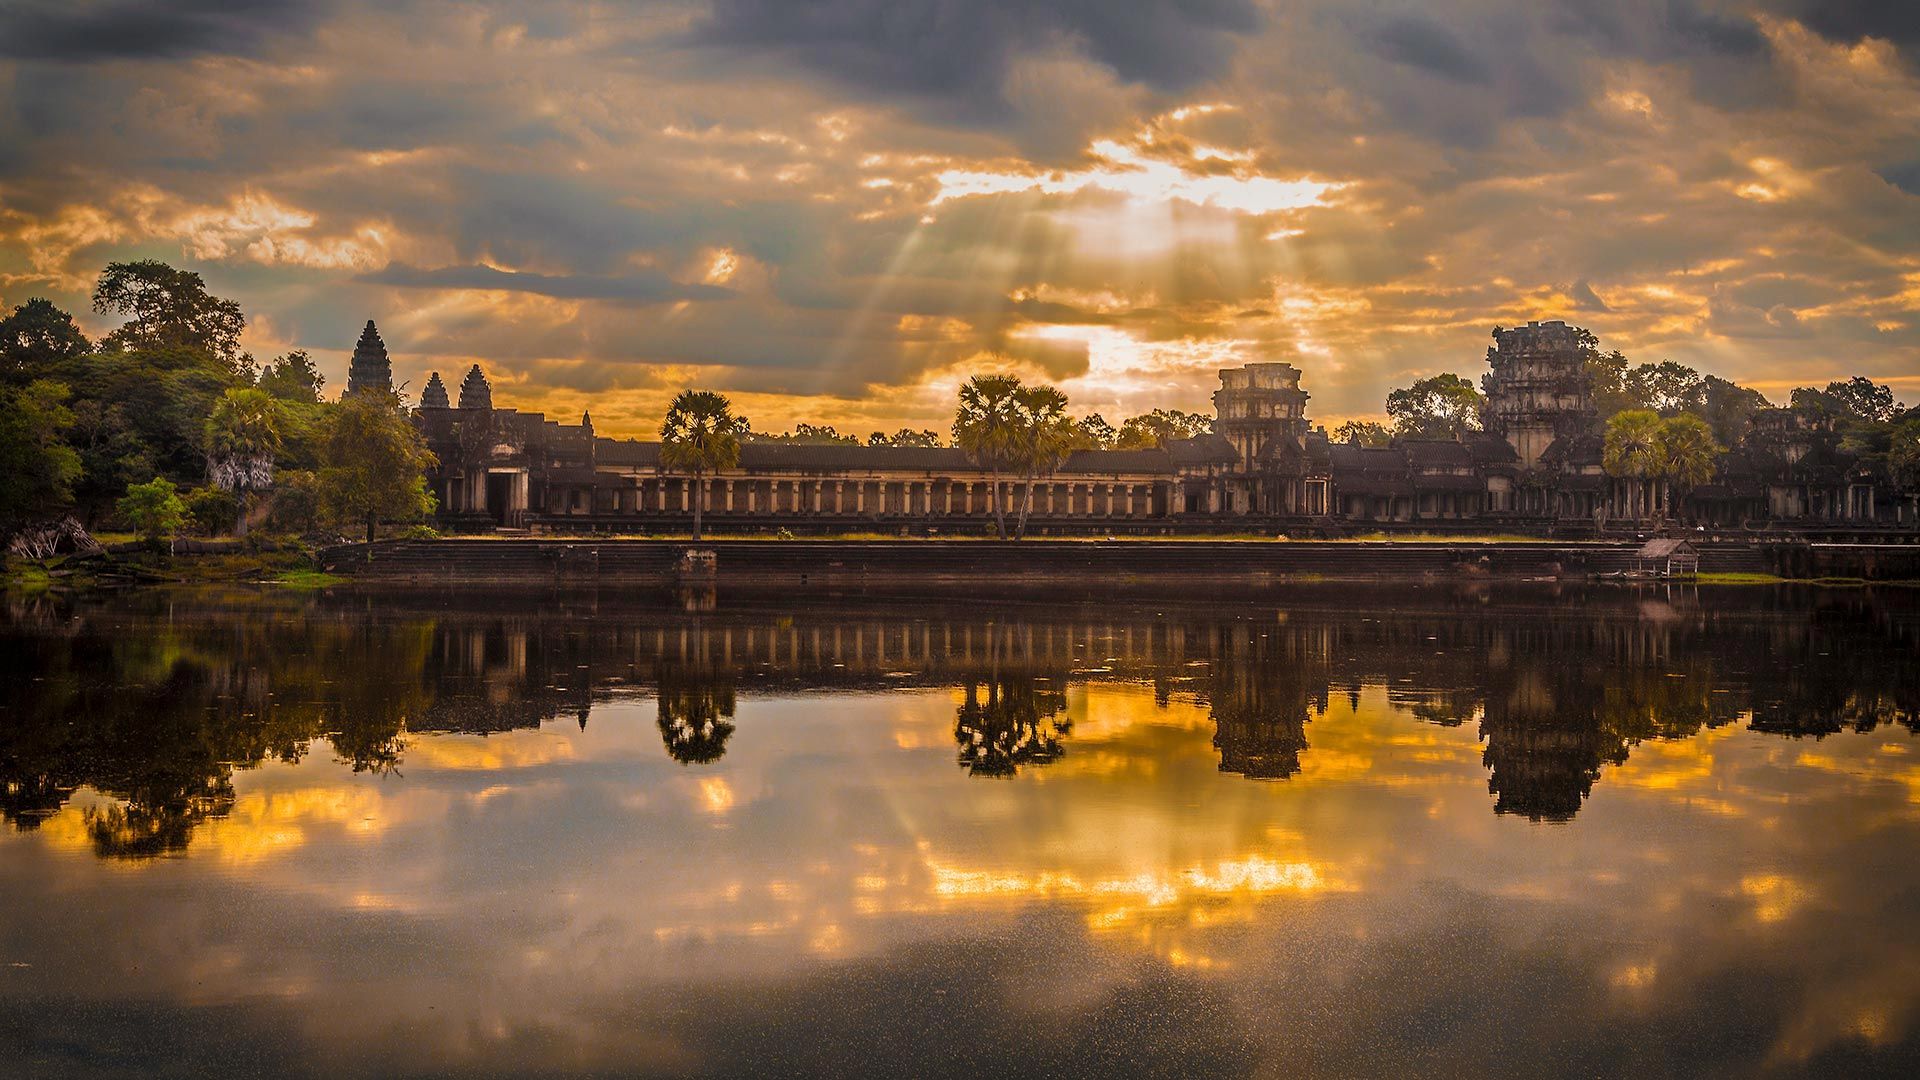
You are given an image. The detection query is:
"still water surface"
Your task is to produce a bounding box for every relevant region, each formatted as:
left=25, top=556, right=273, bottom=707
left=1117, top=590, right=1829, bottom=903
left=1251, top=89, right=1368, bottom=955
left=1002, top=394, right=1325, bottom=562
left=3, top=584, right=1920, bottom=1077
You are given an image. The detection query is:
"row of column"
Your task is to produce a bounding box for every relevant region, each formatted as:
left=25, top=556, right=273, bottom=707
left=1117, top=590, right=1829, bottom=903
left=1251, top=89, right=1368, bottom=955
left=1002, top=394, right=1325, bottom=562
left=638, top=477, right=1161, bottom=518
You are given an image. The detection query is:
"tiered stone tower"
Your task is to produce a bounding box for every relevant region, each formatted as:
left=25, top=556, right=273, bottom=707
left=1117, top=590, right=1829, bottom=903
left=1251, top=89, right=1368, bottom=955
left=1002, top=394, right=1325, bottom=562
left=1212, top=362, right=1310, bottom=468
left=457, top=363, right=493, bottom=410
left=345, top=320, right=392, bottom=395
left=1481, top=320, right=1595, bottom=468
left=419, top=371, right=450, bottom=409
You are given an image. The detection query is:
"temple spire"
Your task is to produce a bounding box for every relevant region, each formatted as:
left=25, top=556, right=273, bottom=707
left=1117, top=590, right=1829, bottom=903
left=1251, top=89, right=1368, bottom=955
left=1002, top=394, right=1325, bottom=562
left=458, top=363, right=493, bottom=410
left=345, top=319, right=392, bottom=396
left=420, top=371, right=450, bottom=409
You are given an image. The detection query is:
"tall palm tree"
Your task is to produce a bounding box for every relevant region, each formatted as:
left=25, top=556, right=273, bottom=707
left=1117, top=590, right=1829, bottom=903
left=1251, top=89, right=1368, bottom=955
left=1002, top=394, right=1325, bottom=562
left=204, top=387, right=283, bottom=537
left=953, top=374, right=1023, bottom=538
left=1011, top=384, right=1077, bottom=539
left=660, top=389, right=745, bottom=540
left=1652, top=414, right=1720, bottom=522
left=1604, top=409, right=1661, bottom=520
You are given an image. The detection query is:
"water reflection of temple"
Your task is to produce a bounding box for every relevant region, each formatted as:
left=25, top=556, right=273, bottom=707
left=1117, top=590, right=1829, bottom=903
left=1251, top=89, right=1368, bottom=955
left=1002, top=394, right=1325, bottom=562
left=4, top=586, right=1918, bottom=857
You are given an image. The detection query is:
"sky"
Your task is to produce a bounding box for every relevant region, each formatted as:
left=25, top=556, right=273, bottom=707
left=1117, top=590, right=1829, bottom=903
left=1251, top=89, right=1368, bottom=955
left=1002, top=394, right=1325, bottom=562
left=2, top=0, right=1919, bottom=436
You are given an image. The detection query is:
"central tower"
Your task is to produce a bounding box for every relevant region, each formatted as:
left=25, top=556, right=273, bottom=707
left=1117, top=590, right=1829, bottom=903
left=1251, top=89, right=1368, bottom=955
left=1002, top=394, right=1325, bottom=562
left=1212, top=362, right=1310, bottom=467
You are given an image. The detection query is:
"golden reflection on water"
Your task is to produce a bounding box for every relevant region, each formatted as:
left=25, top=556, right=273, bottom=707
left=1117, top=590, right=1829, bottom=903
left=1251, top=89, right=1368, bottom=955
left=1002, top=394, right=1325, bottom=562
left=5, top=590, right=1920, bottom=1074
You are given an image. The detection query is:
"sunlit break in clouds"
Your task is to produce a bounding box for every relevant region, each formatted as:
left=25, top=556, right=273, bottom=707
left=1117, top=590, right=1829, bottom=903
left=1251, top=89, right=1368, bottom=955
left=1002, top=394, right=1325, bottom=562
left=2, top=0, right=1919, bottom=432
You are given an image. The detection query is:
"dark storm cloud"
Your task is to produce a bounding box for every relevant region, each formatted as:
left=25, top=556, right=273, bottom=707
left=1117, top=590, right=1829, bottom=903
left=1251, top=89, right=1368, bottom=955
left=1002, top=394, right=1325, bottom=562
left=361, top=263, right=732, bottom=302
left=0, top=0, right=331, bottom=62
left=690, top=0, right=1260, bottom=124
left=1785, top=0, right=1920, bottom=49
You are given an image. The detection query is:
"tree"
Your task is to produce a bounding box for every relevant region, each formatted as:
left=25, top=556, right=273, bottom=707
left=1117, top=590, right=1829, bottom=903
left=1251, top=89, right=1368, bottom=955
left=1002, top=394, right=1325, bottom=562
left=1116, top=409, right=1212, bottom=448
left=1697, top=375, right=1769, bottom=446
left=659, top=389, right=745, bottom=541
left=258, top=350, right=324, bottom=403
left=1010, top=384, right=1077, bottom=539
left=204, top=388, right=284, bottom=536
left=1603, top=410, right=1662, bottom=520
left=749, top=423, right=856, bottom=445
left=0, top=380, right=83, bottom=541
left=1650, top=414, right=1721, bottom=517
left=868, top=428, right=942, bottom=447
left=656, top=672, right=737, bottom=765
left=1386, top=373, right=1483, bottom=439
left=953, top=375, right=1023, bottom=538
left=1623, top=361, right=1702, bottom=415
left=1334, top=420, right=1393, bottom=447
left=117, top=477, right=187, bottom=544
left=1076, top=413, right=1118, bottom=449
left=1794, top=376, right=1899, bottom=425
left=1583, top=348, right=1637, bottom=419
left=92, top=260, right=247, bottom=370
left=0, top=298, right=90, bottom=383
left=319, top=391, right=437, bottom=543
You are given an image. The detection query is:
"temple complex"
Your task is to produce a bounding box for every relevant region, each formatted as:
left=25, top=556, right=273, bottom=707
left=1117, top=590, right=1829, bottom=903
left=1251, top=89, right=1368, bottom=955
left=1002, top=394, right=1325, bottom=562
left=398, top=318, right=1916, bottom=534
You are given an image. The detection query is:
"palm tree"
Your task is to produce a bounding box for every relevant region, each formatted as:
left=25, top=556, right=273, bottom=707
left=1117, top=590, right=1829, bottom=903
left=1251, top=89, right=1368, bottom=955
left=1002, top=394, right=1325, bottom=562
left=1604, top=409, right=1661, bottom=521
left=1651, top=414, right=1720, bottom=522
left=953, top=374, right=1023, bottom=538
left=1011, top=384, right=1077, bottom=539
left=203, top=387, right=283, bottom=537
left=660, top=389, right=745, bottom=540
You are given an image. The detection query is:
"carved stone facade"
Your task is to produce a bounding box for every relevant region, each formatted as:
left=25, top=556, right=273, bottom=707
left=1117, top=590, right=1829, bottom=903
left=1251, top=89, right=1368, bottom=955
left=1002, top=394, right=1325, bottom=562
left=402, top=323, right=1915, bottom=533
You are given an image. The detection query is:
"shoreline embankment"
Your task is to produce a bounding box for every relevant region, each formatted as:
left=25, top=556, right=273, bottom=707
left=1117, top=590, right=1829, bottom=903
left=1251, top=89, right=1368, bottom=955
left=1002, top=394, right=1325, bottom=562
left=309, top=538, right=1920, bottom=590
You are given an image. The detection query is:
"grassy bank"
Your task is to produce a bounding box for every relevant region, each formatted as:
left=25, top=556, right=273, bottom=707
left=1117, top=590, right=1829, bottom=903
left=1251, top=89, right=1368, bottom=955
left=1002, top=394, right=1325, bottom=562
left=4, top=545, right=338, bottom=593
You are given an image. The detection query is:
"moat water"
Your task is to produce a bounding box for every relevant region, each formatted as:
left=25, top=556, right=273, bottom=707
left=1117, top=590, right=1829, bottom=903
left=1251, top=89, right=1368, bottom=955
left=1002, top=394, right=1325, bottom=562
left=3, top=584, right=1919, bottom=1078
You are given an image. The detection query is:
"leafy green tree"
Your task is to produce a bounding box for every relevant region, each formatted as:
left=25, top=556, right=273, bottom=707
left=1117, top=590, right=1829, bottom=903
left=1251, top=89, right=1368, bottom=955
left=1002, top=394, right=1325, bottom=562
left=257, top=350, right=324, bottom=403
left=1623, top=360, right=1702, bottom=415
left=319, top=391, right=437, bottom=543
left=0, top=380, right=83, bottom=541
left=203, top=388, right=284, bottom=536
left=0, top=298, right=90, bottom=383
left=953, top=374, right=1023, bottom=538
left=1386, top=373, right=1483, bottom=439
left=1334, top=420, right=1393, bottom=447
left=183, top=485, right=240, bottom=537
left=1010, top=384, right=1077, bottom=539
left=1603, top=410, right=1662, bottom=520
left=117, top=477, right=188, bottom=543
left=66, top=399, right=153, bottom=525
left=92, top=260, right=247, bottom=372
left=659, top=389, right=745, bottom=541
left=1115, top=408, right=1212, bottom=448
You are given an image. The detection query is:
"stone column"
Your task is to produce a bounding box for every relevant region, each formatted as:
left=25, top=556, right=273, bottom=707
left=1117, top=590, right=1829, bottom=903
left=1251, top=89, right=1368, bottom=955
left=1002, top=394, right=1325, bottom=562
left=724, top=479, right=735, bottom=513
left=856, top=483, right=865, bottom=513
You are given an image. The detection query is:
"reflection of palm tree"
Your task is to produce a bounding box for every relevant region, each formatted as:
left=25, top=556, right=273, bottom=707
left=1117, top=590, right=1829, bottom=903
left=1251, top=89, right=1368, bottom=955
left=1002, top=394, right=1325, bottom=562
left=657, top=672, right=736, bottom=765
left=954, top=676, right=1070, bottom=777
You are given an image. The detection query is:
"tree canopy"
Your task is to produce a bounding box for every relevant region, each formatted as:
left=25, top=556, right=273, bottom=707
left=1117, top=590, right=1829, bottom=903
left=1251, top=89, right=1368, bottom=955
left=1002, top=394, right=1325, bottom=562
left=92, top=260, right=247, bottom=370
left=1, top=297, right=90, bottom=382
left=1386, top=373, right=1483, bottom=439
left=319, top=391, right=437, bottom=543
left=660, top=389, right=746, bottom=540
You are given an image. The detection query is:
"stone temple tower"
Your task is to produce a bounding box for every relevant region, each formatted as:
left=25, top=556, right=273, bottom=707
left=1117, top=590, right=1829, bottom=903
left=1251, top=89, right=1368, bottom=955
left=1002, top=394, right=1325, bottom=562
left=458, top=363, right=493, bottom=411
left=420, top=371, right=450, bottom=409
left=1481, top=320, right=1595, bottom=468
left=345, top=320, right=392, bottom=395
left=1213, top=362, right=1310, bottom=467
